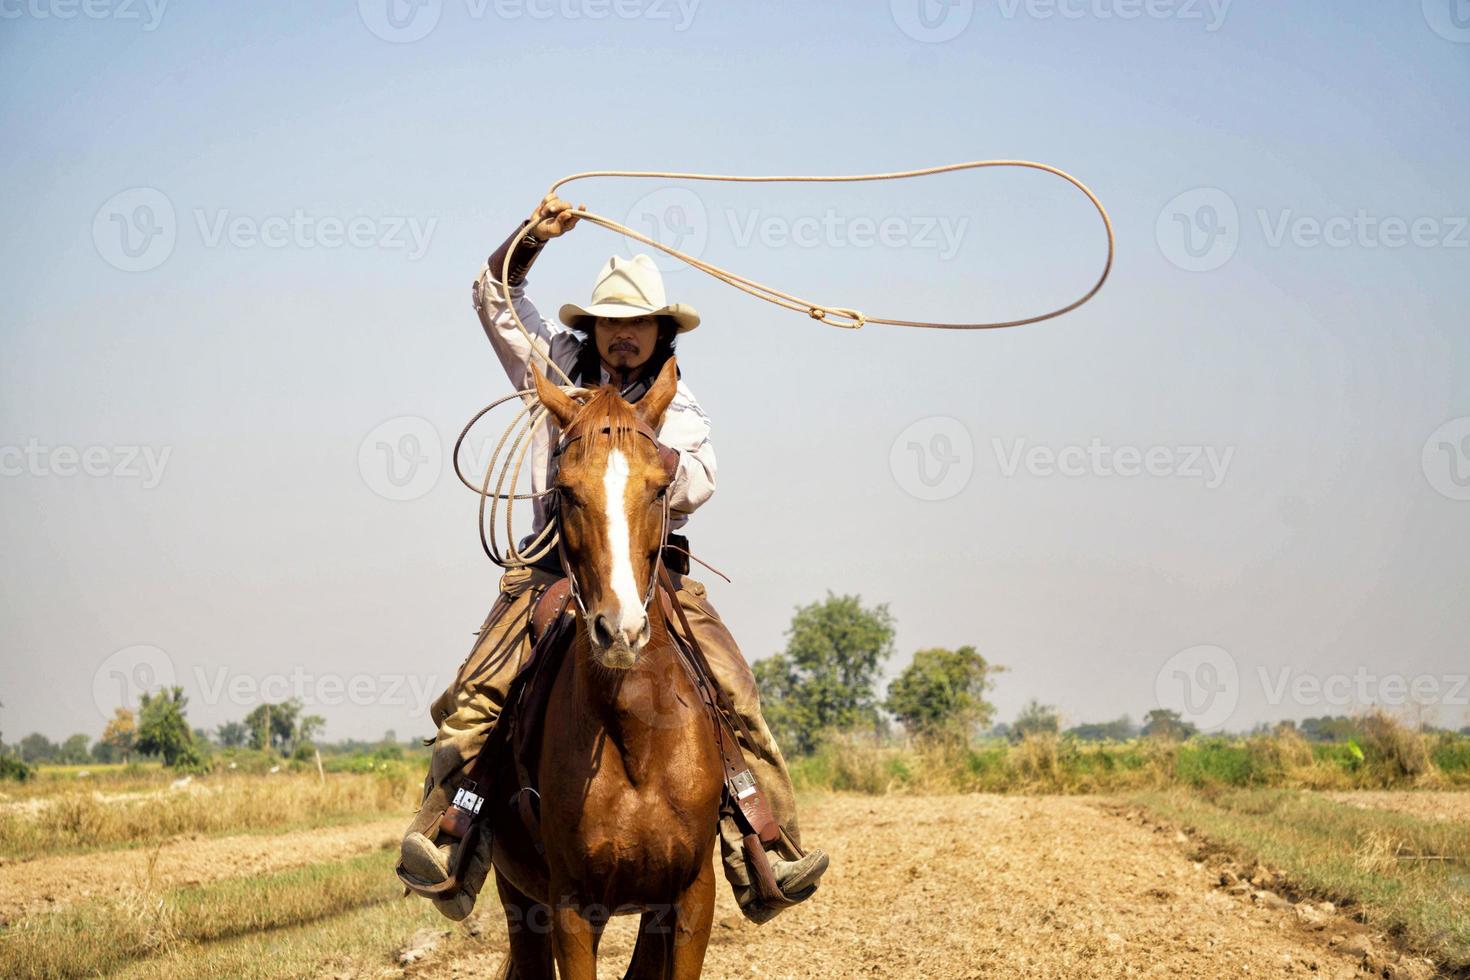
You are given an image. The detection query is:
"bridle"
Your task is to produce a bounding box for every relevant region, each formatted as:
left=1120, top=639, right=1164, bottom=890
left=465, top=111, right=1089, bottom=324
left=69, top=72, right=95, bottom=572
left=550, top=416, right=671, bottom=625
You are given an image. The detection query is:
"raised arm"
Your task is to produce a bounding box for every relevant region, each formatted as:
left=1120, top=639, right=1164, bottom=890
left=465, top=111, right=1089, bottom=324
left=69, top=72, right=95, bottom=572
left=471, top=194, right=585, bottom=388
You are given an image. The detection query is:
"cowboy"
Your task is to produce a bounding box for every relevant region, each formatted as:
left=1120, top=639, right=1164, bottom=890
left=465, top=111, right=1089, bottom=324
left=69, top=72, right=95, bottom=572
left=399, top=194, right=829, bottom=922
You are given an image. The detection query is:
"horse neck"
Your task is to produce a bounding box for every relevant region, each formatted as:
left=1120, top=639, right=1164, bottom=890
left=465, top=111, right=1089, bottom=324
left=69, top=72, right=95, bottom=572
left=566, top=606, right=692, bottom=740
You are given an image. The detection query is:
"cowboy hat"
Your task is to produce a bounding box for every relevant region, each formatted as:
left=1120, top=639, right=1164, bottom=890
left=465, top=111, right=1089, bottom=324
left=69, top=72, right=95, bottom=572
left=558, top=254, right=700, bottom=334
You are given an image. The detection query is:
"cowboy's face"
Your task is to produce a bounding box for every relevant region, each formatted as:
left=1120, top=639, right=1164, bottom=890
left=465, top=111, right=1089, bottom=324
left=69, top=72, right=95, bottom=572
left=593, top=315, right=659, bottom=373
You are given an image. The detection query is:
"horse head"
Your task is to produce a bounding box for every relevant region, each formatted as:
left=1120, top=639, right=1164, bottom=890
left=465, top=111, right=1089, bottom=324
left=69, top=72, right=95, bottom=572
left=531, top=358, right=678, bottom=670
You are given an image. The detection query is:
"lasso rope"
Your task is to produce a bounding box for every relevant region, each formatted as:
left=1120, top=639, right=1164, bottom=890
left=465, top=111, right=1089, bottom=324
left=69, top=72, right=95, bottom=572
left=463, top=161, right=1114, bottom=567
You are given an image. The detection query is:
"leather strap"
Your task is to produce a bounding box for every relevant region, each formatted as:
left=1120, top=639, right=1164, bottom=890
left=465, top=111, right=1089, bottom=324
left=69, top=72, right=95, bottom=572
left=487, top=219, right=546, bottom=286
left=657, top=565, right=784, bottom=850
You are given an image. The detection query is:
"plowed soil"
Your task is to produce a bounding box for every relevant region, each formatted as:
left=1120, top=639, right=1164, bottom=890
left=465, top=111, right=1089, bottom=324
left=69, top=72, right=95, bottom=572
left=402, top=795, right=1433, bottom=980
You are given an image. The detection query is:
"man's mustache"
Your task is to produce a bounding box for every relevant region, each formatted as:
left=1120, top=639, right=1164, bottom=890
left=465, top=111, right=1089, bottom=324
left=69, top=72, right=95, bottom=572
left=609, top=340, right=639, bottom=353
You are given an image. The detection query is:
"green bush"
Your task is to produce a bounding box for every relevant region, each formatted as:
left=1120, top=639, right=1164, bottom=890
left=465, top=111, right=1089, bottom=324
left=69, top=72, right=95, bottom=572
left=0, top=755, right=33, bottom=782
left=1175, top=739, right=1255, bottom=786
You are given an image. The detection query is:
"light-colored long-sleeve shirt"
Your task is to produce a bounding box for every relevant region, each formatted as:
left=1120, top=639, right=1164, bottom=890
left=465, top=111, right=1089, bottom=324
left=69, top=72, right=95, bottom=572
left=471, top=261, right=717, bottom=536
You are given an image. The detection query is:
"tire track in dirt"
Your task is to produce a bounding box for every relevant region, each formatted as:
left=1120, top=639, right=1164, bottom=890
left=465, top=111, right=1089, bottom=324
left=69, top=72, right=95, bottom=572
left=402, top=795, right=1433, bottom=979
left=0, top=816, right=403, bottom=921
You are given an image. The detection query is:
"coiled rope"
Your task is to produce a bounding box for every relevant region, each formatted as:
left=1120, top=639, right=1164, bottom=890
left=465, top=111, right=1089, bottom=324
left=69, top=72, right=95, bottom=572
left=458, top=161, right=1114, bottom=568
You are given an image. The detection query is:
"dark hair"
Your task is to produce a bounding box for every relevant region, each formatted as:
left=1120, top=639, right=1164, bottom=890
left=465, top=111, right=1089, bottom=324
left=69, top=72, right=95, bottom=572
left=572, top=316, right=680, bottom=396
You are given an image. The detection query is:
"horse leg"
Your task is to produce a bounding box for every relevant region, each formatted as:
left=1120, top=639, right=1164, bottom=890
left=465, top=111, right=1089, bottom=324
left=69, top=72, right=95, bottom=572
left=550, top=899, right=608, bottom=980
left=622, top=907, right=673, bottom=980
left=669, top=859, right=716, bottom=980
left=493, top=869, right=554, bottom=980
left=625, top=860, right=717, bottom=980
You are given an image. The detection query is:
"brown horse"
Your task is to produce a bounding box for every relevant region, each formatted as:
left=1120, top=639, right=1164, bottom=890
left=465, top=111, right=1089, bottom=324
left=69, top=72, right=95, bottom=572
left=485, top=357, right=725, bottom=980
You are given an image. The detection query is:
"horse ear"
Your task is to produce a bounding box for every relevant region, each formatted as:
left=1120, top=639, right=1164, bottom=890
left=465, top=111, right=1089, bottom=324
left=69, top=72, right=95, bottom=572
left=635, top=357, right=679, bottom=430
left=531, top=363, right=579, bottom=430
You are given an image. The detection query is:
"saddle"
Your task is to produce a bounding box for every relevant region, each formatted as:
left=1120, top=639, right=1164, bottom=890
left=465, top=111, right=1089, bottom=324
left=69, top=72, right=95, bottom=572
left=397, top=567, right=800, bottom=911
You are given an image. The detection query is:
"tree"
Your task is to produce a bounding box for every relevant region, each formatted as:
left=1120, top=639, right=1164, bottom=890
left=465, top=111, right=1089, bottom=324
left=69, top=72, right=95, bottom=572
left=1142, top=708, right=1198, bottom=741
left=101, top=708, right=137, bottom=763
left=136, top=687, right=200, bottom=767
left=1066, top=715, right=1139, bottom=742
left=18, top=733, right=57, bottom=764
left=754, top=594, right=895, bottom=754
left=885, top=646, right=1001, bottom=741
left=1011, top=699, right=1060, bottom=741
left=58, top=734, right=92, bottom=765
left=215, top=721, right=249, bottom=748
left=244, top=700, right=318, bottom=755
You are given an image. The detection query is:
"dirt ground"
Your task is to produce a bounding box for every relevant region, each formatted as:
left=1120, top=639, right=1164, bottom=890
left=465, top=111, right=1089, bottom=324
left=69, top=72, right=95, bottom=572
left=400, top=795, right=1436, bottom=980
left=0, top=816, right=402, bottom=921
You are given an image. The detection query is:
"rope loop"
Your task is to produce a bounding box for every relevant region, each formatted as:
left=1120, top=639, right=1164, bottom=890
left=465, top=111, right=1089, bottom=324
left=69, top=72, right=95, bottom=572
left=469, top=160, right=1113, bottom=568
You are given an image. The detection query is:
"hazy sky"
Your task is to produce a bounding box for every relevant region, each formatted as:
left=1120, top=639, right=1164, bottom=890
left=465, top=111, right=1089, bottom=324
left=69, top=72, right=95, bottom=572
left=2, top=2, right=1467, bottom=744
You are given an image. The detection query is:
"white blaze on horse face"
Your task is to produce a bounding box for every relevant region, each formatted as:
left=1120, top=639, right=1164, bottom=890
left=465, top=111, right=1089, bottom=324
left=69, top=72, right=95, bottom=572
left=600, top=449, right=649, bottom=648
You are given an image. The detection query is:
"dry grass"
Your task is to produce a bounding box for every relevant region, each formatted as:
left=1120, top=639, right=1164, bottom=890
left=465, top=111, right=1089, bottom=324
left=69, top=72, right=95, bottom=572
left=789, top=717, right=1470, bottom=795
left=0, top=768, right=417, bottom=859
left=0, top=847, right=410, bottom=978
left=1133, top=787, right=1470, bottom=970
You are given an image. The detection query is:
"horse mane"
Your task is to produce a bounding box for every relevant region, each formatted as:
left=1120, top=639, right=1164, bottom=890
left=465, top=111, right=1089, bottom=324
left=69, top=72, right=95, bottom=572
left=561, top=385, right=642, bottom=463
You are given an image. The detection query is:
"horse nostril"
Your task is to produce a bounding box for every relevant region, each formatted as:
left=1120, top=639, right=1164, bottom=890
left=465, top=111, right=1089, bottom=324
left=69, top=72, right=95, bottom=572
left=592, top=614, right=616, bottom=648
